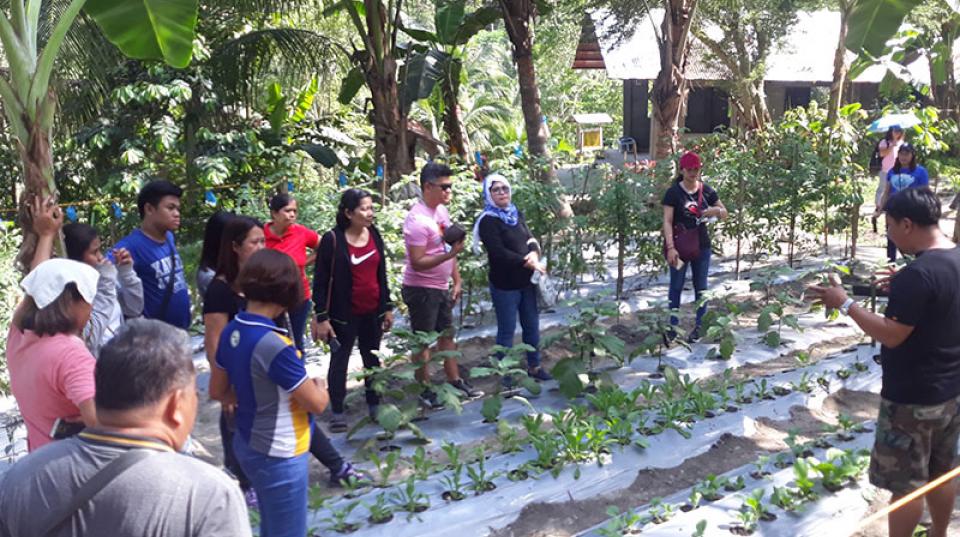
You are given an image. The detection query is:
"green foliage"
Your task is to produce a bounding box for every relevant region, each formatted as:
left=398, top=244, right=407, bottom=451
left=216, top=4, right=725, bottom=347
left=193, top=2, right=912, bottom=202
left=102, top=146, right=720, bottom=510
left=544, top=295, right=626, bottom=398
left=0, top=225, right=21, bottom=393
left=84, top=0, right=198, bottom=68
left=598, top=506, right=643, bottom=537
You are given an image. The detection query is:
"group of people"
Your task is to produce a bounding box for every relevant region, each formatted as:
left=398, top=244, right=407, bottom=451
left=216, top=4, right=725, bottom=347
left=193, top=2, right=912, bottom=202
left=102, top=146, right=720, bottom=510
left=0, top=162, right=555, bottom=536
left=2, top=141, right=954, bottom=537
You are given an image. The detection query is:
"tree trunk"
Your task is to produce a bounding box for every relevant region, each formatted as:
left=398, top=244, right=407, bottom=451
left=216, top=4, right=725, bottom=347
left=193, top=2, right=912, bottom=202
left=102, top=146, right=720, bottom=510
left=943, top=20, right=958, bottom=124
left=501, top=0, right=548, bottom=158
left=440, top=71, right=470, bottom=158
left=850, top=202, right=860, bottom=258
left=652, top=0, right=697, bottom=160
left=366, top=56, right=413, bottom=186
left=15, top=92, right=59, bottom=273
left=827, top=4, right=850, bottom=126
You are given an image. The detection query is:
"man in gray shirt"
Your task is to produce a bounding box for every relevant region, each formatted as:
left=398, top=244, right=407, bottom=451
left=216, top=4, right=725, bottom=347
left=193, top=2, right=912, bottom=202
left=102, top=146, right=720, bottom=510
left=0, top=319, right=251, bottom=537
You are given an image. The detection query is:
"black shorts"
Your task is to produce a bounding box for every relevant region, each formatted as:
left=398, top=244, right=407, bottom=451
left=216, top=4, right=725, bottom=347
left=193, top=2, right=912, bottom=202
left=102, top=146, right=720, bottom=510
left=402, top=286, right=454, bottom=337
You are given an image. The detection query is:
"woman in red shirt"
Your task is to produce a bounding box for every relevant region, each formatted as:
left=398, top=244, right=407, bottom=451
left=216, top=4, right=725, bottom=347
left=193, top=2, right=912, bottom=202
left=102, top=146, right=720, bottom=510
left=264, top=193, right=320, bottom=352
left=311, top=189, right=394, bottom=432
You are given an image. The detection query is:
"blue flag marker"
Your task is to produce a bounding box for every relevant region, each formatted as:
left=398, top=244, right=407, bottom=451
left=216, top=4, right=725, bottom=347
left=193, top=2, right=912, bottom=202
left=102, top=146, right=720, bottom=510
left=205, top=190, right=218, bottom=206
left=65, top=206, right=78, bottom=222
left=514, top=144, right=523, bottom=158
left=338, top=171, right=348, bottom=187
left=474, top=151, right=483, bottom=166
left=111, top=203, right=123, bottom=219
left=376, top=164, right=384, bottom=180
left=287, top=180, right=295, bottom=192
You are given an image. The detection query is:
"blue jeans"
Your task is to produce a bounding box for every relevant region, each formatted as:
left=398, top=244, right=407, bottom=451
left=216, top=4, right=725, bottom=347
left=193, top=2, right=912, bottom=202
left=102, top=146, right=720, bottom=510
left=233, top=436, right=308, bottom=537
left=288, top=299, right=312, bottom=352
left=668, top=248, right=711, bottom=327
left=489, top=284, right=541, bottom=368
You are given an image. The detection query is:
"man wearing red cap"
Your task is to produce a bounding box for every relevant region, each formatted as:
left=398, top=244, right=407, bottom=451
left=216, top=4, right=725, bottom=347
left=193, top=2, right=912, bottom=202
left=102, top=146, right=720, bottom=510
left=661, top=151, right=728, bottom=342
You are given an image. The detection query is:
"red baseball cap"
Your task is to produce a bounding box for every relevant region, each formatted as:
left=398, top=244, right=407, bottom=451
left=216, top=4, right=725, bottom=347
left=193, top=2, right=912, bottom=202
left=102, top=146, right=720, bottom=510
left=679, top=151, right=702, bottom=170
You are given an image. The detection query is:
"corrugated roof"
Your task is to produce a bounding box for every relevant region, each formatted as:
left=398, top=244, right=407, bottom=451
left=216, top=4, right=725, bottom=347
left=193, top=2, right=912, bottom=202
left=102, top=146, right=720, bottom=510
left=589, top=9, right=952, bottom=85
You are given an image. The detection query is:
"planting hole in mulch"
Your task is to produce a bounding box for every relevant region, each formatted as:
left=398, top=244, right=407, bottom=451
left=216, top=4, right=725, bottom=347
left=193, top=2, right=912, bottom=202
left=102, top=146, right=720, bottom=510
left=760, top=511, right=778, bottom=522
left=680, top=504, right=695, bottom=512
left=442, top=491, right=466, bottom=501
left=507, top=469, right=529, bottom=481
left=368, top=514, right=393, bottom=525
left=379, top=444, right=401, bottom=452
left=726, top=405, right=740, bottom=413
left=729, top=525, right=754, bottom=535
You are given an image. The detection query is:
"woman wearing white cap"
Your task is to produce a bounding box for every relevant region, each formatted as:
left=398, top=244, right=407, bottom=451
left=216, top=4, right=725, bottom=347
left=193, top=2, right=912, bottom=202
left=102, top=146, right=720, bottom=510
left=8, top=258, right=100, bottom=451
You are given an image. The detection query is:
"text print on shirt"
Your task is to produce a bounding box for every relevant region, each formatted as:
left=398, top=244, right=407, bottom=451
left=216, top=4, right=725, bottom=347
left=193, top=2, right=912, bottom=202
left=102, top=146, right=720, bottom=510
left=151, top=254, right=187, bottom=293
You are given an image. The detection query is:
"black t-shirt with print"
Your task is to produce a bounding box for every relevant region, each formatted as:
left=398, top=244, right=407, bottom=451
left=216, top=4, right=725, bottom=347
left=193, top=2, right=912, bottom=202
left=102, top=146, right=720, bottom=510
left=661, top=182, right=720, bottom=248
left=881, top=247, right=960, bottom=405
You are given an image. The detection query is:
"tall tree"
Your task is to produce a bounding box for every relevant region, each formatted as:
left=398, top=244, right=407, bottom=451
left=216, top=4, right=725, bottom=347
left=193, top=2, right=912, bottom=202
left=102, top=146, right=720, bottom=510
left=0, top=0, right=198, bottom=271
left=827, top=0, right=855, bottom=126
left=499, top=0, right=550, bottom=158
left=595, top=1, right=699, bottom=159
left=693, top=0, right=811, bottom=131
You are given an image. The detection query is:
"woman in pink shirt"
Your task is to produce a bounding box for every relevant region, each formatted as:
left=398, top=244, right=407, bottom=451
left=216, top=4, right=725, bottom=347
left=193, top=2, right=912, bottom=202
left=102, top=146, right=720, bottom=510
left=264, top=193, right=320, bottom=352
left=8, top=258, right=100, bottom=451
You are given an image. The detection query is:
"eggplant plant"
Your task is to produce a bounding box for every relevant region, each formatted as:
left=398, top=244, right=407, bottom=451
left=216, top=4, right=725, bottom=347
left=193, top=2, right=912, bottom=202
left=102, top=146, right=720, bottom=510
left=757, top=292, right=803, bottom=347
left=701, top=299, right=746, bottom=360
left=470, top=344, right=541, bottom=422
left=545, top=296, right=626, bottom=398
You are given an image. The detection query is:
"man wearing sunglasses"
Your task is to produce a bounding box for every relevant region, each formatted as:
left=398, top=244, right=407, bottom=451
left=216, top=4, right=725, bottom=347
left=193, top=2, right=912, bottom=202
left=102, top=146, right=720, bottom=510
left=402, top=163, right=483, bottom=409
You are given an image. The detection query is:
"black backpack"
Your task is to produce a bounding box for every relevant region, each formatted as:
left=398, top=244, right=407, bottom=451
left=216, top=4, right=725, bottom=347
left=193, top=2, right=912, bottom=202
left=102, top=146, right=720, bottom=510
left=869, top=141, right=883, bottom=174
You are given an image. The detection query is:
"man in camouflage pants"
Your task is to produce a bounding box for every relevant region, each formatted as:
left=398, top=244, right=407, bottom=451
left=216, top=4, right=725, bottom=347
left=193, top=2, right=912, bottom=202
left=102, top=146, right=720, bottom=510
left=811, top=187, right=960, bottom=537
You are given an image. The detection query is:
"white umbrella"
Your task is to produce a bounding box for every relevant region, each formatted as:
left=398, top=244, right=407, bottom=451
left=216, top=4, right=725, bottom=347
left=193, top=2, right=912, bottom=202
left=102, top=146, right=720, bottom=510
left=868, top=113, right=921, bottom=133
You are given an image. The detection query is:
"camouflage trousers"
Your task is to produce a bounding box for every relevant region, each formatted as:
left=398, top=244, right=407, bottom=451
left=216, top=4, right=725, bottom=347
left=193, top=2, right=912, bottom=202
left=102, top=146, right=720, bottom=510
left=869, top=394, right=960, bottom=496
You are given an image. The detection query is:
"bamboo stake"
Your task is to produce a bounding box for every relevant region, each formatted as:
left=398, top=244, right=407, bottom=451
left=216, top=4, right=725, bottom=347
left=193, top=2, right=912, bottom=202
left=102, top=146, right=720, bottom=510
left=857, top=464, right=960, bottom=529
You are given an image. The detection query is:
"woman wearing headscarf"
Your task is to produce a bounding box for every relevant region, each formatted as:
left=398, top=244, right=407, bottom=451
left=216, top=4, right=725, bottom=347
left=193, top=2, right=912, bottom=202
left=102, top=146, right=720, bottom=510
left=474, top=174, right=551, bottom=382
left=8, top=258, right=101, bottom=451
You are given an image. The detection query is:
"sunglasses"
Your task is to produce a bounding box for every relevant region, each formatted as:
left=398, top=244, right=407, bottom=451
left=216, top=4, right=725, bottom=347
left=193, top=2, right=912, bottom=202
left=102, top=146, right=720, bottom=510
left=431, top=183, right=454, bottom=191
left=490, top=186, right=510, bottom=194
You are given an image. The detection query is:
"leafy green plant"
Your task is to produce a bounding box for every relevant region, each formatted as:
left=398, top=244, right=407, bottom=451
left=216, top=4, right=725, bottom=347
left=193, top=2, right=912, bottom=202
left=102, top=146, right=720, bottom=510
left=497, top=419, right=526, bottom=454
left=757, top=292, right=803, bottom=347
left=752, top=379, right=774, bottom=401
left=320, top=500, right=361, bottom=533
left=692, top=519, right=708, bottom=537
left=792, top=458, right=820, bottom=500
left=440, top=464, right=466, bottom=501
left=410, top=446, right=437, bottom=481
left=814, top=448, right=870, bottom=492
left=750, top=456, right=771, bottom=479
left=743, top=488, right=775, bottom=523
left=369, top=451, right=400, bottom=488
left=389, top=476, right=429, bottom=518
left=734, top=381, right=753, bottom=405
left=465, top=447, right=498, bottom=494
left=774, top=452, right=794, bottom=469
left=701, top=302, right=742, bottom=360
left=646, top=497, right=676, bottom=524
left=852, top=360, right=869, bottom=372
left=597, top=506, right=643, bottom=537
left=682, top=489, right=704, bottom=512
left=696, top=474, right=727, bottom=502
left=790, top=371, right=814, bottom=393
left=834, top=413, right=868, bottom=441
left=770, top=486, right=804, bottom=512
left=364, top=493, right=394, bottom=524
left=785, top=430, right=814, bottom=459
left=470, top=344, right=541, bottom=422
left=836, top=368, right=853, bottom=380
left=732, top=503, right=759, bottom=535
left=724, top=475, right=747, bottom=492
left=441, top=441, right=463, bottom=470
left=545, top=296, right=627, bottom=398
left=530, top=429, right=562, bottom=474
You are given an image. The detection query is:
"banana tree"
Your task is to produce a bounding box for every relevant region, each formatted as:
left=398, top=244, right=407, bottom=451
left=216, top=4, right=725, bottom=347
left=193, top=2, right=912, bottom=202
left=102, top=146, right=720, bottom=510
left=400, top=0, right=500, bottom=157
left=0, top=0, right=197, bottom=272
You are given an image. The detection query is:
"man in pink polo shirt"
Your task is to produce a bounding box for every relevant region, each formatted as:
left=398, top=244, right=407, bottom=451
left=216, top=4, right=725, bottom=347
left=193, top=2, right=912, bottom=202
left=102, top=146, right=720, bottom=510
left=402, top=163, right=483, bottom=408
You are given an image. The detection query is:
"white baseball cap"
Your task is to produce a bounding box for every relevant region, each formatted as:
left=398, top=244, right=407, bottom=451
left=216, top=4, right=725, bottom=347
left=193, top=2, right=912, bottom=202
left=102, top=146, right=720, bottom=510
left=21, top=258, right=99, bottom=308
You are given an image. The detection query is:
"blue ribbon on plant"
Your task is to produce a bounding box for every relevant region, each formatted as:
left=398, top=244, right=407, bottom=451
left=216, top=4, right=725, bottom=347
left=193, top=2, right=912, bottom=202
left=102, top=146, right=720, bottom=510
left=514, top=144, right=523, bottom=157
left=474, top=151, right=483, bottom=166
left=65, top=206, right=78, bottom=222
left=338, top=170, right=348, bottom=187
left=287, top=180, right=295, bottom=192
left=204, top=190, right=217, bottom=206
left=111, top=203, right=123, bottom=219
left=376, top=164, right=384, bottom=180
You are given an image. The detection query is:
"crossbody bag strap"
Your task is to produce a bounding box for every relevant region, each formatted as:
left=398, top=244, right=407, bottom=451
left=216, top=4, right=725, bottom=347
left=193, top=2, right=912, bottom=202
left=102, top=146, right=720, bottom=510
left=41, top=449, right=154, bottom=537
left=158, top=238, right=177, bottom=320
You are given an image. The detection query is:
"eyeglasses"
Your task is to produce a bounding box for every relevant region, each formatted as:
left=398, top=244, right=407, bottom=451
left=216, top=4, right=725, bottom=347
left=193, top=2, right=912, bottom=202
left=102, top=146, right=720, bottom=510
left=431, top=183, right=454, bottom=191
left=490, top=186, right=510, bottom=194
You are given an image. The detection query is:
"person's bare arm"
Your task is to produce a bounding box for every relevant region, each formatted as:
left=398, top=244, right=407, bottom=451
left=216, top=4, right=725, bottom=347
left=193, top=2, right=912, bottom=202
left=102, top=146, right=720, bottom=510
left=703, top=199, right=728, bottom=219
left=204, top=313, right=229, bottom=366
left=408, top=241, right=463, bottom=272
left=77, top=398, right=97, bottom=428
left=848, top=303, right=915, bottom=348
left=29, top=195, right=63, bottom=271
left=662, top=205, right=680, bottom=267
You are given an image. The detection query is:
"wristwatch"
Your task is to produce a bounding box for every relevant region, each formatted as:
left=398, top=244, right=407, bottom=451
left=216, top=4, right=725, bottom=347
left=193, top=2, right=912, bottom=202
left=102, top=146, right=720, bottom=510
left=839, top=298, right=855, bottom=316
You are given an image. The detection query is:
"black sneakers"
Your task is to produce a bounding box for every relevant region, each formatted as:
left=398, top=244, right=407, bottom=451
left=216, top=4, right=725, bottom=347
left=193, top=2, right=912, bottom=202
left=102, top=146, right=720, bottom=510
left=448, top=378, right=484, bottom=399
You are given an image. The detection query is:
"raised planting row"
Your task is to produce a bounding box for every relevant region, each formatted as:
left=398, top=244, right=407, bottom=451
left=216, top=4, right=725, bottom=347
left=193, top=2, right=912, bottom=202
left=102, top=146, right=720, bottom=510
left=304, top=342, right=880, bottom=536
left=582, top=421, right=877, bottom=537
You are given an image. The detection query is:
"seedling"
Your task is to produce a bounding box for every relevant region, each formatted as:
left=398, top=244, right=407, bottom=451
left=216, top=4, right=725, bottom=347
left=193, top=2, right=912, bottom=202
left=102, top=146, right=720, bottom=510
left=743, top=488, right=776, bottom=523
left=774, top=452, right=793, bottom=469
left=507, top=463, right=531, bottom=481
left=389, top=476, right=429, bottom=517
left=835, top=413, right=867, bottom=441
left=598, top=506, right=643, bottom=537
left=836, top=368, right=852, bottom=380
left=440, top=464, right=466, bottom=501
left=772, top=384, right=792, bottom=397
left=682, top=489, right=704, bottom=512
left=320, top=500, right=360, bottom=533
left=692, top=520, right=708, bottom=537
left=410, top=446, right=436, bottom=481
left=369, top=451, right=400, bottom=488
left=814, top=448, right=870, bottom=492
left=792, top=458, right=820, bottom=500
left=364, top=493, right=394, bottom=524
left=750, top=456, right=771, bottom=479
left=795, top=351, right=812, bottom=367
left=734, top=381, right=753, bottom=405
left=785, top=430, right=813, bottom=458
left=647, top=497, right=676, bottom=524
left=724, top=475, right=746, bottom=492
left=497, top=420, right=526, bottom=454
left=790, top=371, right=814, bottom=393
left=730, top=505, right=759, bottom=535
left=531, top=429, right=562, bottom=473
left=441, top=441, right=462, bottom=470
left=697, top=474, right=727, bottom=502
left=770, top=486, right=804, bottom=512
left=816, top=373, right=831, bottom=393
left=752, top=379, right=774, bottom=401
left=465, top=447, right=498, bottom=494
left=852, top=360, right=869, bottom=372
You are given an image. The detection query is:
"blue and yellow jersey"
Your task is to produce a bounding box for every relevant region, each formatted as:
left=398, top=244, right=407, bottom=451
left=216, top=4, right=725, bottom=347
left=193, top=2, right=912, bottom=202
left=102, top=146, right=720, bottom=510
left=216, top=312, right=312, bottom=457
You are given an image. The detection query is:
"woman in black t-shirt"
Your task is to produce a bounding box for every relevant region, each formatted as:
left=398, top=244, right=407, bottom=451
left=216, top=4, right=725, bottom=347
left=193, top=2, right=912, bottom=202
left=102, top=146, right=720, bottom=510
left=202, top=215, right=264, bottom=504
left=474, top=174, right=552, bottom=383
left=311, top=189, right=394, bottom=433
left=661, top=151, right=727, bottom=343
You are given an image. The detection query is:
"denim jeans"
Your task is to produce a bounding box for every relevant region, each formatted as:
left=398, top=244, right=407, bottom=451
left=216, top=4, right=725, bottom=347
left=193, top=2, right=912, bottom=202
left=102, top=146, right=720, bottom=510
left=288, top=299, right=312, bottom=352
left=668, top=248, right=711, bottom=327
left=219, top=410, right=250, bottom=490
left=309, top=421, right=344, bottom=473
left=233, top=435, right=309, bottom=537
left=489, top=284, right=541, bottom=368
